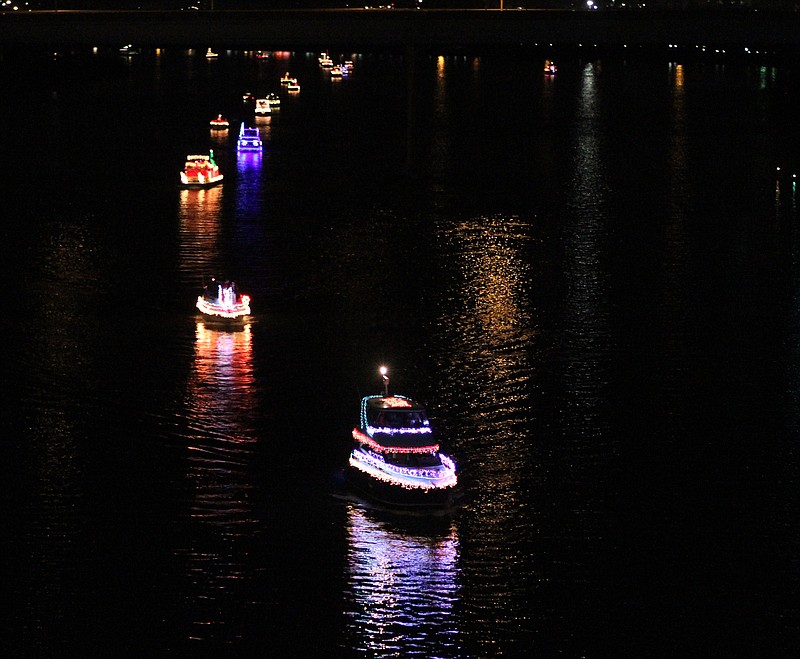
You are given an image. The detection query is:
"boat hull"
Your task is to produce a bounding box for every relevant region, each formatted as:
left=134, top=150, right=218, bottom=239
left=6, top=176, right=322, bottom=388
left=180, top=177, right=224, bottom=188
left=344, top=462, right=461, bottom=510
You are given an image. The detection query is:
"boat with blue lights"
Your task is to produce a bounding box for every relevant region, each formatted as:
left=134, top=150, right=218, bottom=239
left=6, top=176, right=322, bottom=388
left=237, top=123, right=262, bottom=152
left=346, top=367, right=460, bottom=509
left=180, top=152, right=223, bottom=187
left=196, top=278, right=251, bottom=324
left=544, top=59, right=557, bottom=75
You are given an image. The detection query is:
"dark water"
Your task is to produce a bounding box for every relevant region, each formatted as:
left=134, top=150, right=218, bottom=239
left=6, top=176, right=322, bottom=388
left=2, top=47, right=799, bottom=657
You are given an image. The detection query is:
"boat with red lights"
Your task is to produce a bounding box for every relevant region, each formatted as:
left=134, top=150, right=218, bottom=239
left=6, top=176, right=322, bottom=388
left=209, top=114, right=230, bottom=129
left=180, top=152, right=223, bottom=187
left=346, top=367, right=460, bottom=508
left=196, top=278, right=251, bottom=324
left=544, top=59, right=557, bottom=75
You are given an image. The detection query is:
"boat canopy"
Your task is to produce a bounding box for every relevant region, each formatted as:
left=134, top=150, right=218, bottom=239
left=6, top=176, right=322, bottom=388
left=359, top=395, right=436, bottom=450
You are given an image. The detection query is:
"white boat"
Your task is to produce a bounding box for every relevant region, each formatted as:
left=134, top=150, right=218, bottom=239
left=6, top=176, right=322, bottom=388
left=196, top=278, right=251, bottom=323
left=206, top=48, right=219, bottom=59
left=266, top=93, right=281, bottom=108
left=180, top=152, right=223, bottom=187
left=280, top=72, right=294, bottom=85
left=346, top=367, right=460, bottom=508
left=255, top=98, right=272, bottom=115
left=319, top=53, right=333, bottom=67
left=237, top=122, right=262, bottom=152
left=287, top=80, right=300, bottom=93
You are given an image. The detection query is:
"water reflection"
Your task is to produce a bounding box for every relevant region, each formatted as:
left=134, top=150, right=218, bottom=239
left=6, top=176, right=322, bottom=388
left=432, top=214, right=534, bottom=440
left=11, top=216, right=101, bottom=651
left=177, top=321, right=261, bottom=644
left=177, top=185, right=223, bottom=285
left=343, top=505, right=461, bottom=657
left=236, top=146, right=264, bottom=224
left=184, top=321, right=258, bottom=527
left=562, top=61, right=610, bottom=430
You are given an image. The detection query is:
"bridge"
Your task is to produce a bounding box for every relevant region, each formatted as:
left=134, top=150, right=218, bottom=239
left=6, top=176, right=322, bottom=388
left=1, top=9, right=799, bottom=54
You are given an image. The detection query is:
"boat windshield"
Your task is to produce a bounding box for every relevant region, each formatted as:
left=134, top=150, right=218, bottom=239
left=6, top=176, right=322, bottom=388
left=385, top=451, right=441, bottom=467
left=369, top=409, right=428, bottom=428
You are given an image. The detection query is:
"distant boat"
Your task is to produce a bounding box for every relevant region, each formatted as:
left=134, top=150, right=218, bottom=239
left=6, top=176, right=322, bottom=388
left=209, top=114, right=230, bottom=129
left=544, top=59, right=557, bottom=75
left=255, top=51, right=269, bottom=60
left=119, top=44, right=140, bottom=57
left=287, top=80, right=300, bottom=93
left=237, top=122, right=263, bottom=152
left=196, top=278, right=251, bottom=324
left=255, top=98, right=272, bottom=116
left=180, top=152, right=223, bottom=188
left=206, top=48, right=219, bottom=59
left=330, top=65, right=343, bottom=78
left=266, top=93, right=281, bottom=108
left=280, top=72, right=294, bottom=85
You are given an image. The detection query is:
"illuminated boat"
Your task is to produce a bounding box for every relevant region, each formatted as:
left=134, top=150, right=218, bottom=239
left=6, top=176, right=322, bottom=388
left=287, top=80, right=300, bottom=93
left=544, top=59, right=557, bottom=75
left=209, top=114, right=230, bottom=129
left=196, top=278, right=251, bottom=323
left=280, top=72, right=294, bottom=85
left=346, top=367, right=460, bottom=508
left=237, top=123, right=262, bottom=152
left=319, top=53, right=333, bottom=67
left=180, top=152, right=223, bottom=187
left=254, top=98, right=271, bottom=115
left=330, top=65, right=343, bottom=78
left=205, top=48, right=219, bottom=59
left=267, top=93, right=281, bottom=108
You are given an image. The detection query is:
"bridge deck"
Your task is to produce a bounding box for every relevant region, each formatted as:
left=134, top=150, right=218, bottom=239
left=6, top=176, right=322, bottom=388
left=2, top=9, right=799, bottom=52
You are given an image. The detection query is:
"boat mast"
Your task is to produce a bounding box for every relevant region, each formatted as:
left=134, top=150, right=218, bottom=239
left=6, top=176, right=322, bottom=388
left=380, top=366, right=389, bottom=397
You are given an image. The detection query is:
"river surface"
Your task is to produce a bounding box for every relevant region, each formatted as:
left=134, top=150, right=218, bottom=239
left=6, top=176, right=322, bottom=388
left=1, top=46, right=799, bottom=657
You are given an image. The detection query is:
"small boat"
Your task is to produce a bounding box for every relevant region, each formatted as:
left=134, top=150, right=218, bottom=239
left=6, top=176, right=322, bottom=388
left=280, top=72, right=294, bottom=85
left=209, top=114, right=230, bottom=129
left=319, top=53, right=333, bottom=68
left=287, top=80, right=300, bottom=93
left=346, top=367, right=460, bottom=509
left=254, top=98, right=271, bottom=115
left=330, top=65, right=343, bottom=78
left=237, top=122, right=262, bottom=152
left=205, top=48, right=219, bottom=59
left=119, top=44, right=140, bottom=57
left=255, top=51, right=269, bottom=60
left=343, top=60, right=354, bottom=71
left=196, top=278, right=251, bottom=323
left=544, top=59, right=557, bottom=75
left=180, top=152, right=223, bottom=187
left=242, top=91, right=255, bottom=113
left=266, top=93, right=281, bottom=108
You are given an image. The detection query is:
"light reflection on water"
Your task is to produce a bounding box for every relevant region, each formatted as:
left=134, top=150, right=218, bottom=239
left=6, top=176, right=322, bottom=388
left=343, top=505, right=461, bottom=657
left=176, top=321, right=262, bottom=644
left=177, top=185, right=224, bottom=287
